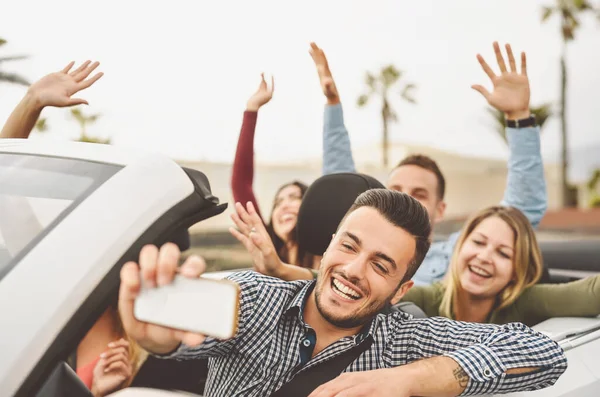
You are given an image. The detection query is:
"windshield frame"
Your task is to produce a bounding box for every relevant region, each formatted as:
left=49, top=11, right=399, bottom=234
left=0, top=153, right=122, bottom=280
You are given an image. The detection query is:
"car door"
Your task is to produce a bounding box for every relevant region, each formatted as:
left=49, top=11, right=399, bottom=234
left=0, top=150, right=225, bottom=397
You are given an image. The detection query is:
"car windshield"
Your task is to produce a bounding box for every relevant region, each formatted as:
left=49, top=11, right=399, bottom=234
left=0, top=153, right=121, bottom=279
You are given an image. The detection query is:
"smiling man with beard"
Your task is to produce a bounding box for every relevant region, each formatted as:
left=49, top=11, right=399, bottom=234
left=119, top=189, right=566, bottom=397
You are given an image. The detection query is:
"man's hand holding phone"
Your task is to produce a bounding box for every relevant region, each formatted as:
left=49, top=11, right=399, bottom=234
left=118, top=243, right=210, bottom=355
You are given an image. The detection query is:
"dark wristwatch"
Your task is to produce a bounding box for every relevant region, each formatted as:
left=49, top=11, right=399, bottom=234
left=506, top=115, right=536, bottom=128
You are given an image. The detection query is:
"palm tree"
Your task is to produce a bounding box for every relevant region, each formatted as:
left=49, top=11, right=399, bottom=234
left=69, top=107, right=110, bottom=144
left=34, top=118, right=48, bottom=132
left=357, top=65, right=416, bottom=168
left=587, top=169, right=600, bottom=208
left=0, top=38, right=29, bottom=86
left=487, top=103, right=554, bottom=144
left=541, top=0, right=599, bottom=207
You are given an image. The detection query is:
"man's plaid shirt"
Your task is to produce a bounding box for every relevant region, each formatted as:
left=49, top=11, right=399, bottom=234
left=162, top=271, right=567, bottom=396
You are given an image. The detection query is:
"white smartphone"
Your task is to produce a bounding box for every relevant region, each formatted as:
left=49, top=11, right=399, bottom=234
left=133, top=274, right=240, bottom=340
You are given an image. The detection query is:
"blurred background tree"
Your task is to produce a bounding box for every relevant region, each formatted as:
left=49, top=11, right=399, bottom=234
left=357, top=65, right=416, bottom=168
left=0, top=37, right=29, bottom=86
left=541, top=0, right=600, bottom=207
left=69, top=107, right=110, bottom=144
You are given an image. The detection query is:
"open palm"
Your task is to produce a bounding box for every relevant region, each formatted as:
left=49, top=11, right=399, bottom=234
left=246, top=73, right=274, bottom=111
left=309, top=42, right=339, bottom=101
left=229, top=202, right=283, bottom=276
left=472, top=42, right=530, bottom=118
left=29, top=61, right=103, bottom=108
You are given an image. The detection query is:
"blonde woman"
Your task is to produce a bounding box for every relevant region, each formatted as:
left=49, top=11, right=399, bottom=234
left=71, top=304, right=148, bottom=397
left=394, top=206, right=600, bottom=326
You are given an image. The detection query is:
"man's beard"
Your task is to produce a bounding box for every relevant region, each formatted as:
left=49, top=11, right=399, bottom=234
left=314, top=274, right=394, bottom=329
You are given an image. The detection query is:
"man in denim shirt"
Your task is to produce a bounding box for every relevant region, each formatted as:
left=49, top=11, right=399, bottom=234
left=309, top=42, right=546, bottom=286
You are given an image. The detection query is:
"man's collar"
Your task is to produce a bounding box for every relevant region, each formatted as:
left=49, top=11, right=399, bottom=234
left=284, top=279, right=316, bottom=320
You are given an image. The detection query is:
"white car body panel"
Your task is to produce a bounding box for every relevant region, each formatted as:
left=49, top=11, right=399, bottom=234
left=0, top=141, right=194, bottom=396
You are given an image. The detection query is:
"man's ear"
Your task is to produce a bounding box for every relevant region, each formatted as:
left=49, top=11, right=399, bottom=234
left=391, top=280, right=414, bottom=305
left=434, top=200, right=447, bottom=224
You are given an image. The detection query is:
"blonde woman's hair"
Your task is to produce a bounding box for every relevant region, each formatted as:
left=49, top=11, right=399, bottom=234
left=439, top=206, right=544, bottom=319
left=111, top=305, right=149, bottom=387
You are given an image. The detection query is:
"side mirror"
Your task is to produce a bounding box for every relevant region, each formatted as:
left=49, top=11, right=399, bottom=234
left=36, top=362, right=92, bottom=397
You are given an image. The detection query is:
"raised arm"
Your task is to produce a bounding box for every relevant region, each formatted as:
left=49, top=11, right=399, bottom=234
left=230, top=74, right=274, bottom=222
left=472, top=42, right=547, bottom=228
left=229, top=201, right=313, bottom=281
left=309, top=43, right=356, bottom=175
left=1, top=61, right=103, bottom=139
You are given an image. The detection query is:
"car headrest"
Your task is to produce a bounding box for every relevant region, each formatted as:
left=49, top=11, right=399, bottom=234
left=296, top=173, right=385, bottom=256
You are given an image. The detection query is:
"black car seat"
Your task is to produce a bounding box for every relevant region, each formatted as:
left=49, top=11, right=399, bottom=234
left=296, top=173, right=427, bottom=319
left=296, top=173, right=386, bottom=257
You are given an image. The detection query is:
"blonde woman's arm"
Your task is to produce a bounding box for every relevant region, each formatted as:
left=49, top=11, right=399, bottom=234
left=517, top=275, right=600, bottom=323
left=393, top=284, right=443, bottom=317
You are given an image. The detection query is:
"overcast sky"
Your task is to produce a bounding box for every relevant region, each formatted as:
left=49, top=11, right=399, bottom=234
left=1, top=0, right=599, bottom=170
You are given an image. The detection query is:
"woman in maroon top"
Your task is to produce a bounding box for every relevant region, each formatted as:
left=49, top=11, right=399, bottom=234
left=231, top=74, right=315, bottom=268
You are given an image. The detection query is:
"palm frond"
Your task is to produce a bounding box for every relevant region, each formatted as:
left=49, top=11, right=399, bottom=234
left=35, top=118, right=48, bottom=132
left=587, top=169, right=600, bottom=191
left=530, top=103, right=554, bottom=129
left=0, top=55, right=28, bottom=63
left=70, top=108, right=84, bottom=122
left=573, top=0, right=592, bottom=11
left=365, top=72, right=377, bottom=93
left=87, top=114, right=101, bottom=123
left=549, top=0, right=599, bottom=40
left=541, top=6, right=554, bottom=21
left=77, top=135, right=110, bottom=144
left=0, top=71, right=29, bottom=86
left=357, top=94, right=369, bottom=107
left=380, top=65, right=401, bottom=88
left=400, top=83, right=417, bottom=104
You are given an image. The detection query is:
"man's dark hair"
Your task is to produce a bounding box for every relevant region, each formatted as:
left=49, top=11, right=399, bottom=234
left=346, top=189, right=431, bottom=284
left=395, top=154, right=446, bottom=200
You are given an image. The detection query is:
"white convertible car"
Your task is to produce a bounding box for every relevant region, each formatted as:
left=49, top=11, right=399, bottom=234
left=0, top=140, right=599, bottom=397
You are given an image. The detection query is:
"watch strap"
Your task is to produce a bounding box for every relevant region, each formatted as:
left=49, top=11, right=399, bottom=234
left=506, top=115, right=536, bottom=128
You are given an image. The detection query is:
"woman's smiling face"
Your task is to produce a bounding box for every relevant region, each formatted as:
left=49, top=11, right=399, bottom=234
left=271, top=184, right=302, bottom=242
left=456, top=216, right=516, bottom=299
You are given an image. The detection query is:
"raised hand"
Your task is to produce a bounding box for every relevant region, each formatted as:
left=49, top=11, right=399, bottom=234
left=28, top=61, right=103, bottom=109
left=229, top=202, right=285, bottom=277
left=246, top=73, right=274, bottom=111
left=118, top=243, right=208, bottom=355
left=472, top=42, right=530, bottom=120
left=309, top=42, right=340, bottom=105
left=90, top=339, right=133, bottom=397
